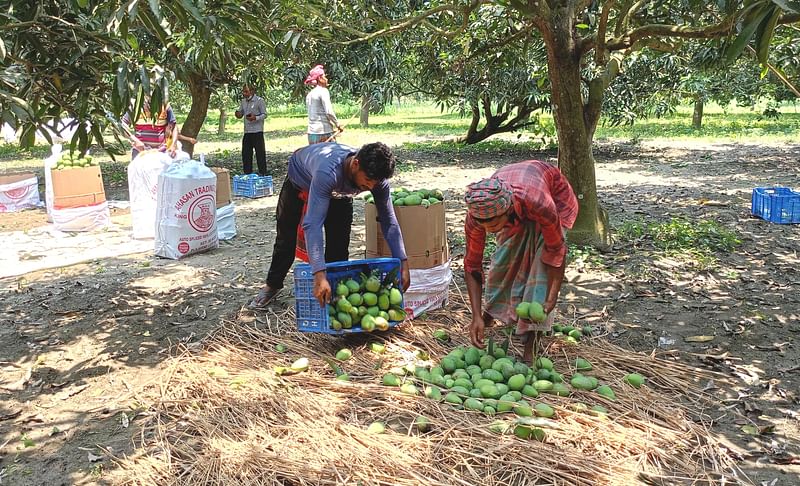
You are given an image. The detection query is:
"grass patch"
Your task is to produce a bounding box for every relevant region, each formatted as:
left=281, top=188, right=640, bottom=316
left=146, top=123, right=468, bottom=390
left=595, top=101, right=800, bottom=143
left=1, top=100, right=797, bottom=172
left=568, top=245, right=606, bottom=268
left=615, top=217, right=741, bottom=269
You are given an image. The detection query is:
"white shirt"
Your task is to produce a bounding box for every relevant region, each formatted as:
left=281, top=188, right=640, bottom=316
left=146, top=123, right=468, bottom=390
left=305, top=86, right=339, bottom=134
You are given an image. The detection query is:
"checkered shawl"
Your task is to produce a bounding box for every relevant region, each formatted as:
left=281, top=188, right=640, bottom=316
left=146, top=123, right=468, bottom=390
left=464, top=177, right=513, bottom=219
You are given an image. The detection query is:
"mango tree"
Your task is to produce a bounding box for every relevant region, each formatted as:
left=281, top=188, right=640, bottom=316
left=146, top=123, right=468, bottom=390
left=279, top=0, right=800, bottom=246
left=0, top=0, right=275, bottom=155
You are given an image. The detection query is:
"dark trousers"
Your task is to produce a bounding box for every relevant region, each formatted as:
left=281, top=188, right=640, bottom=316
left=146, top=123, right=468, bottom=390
left=266, top=176, right=353, bottom=289
left=242, top=132, right=267, bottom=175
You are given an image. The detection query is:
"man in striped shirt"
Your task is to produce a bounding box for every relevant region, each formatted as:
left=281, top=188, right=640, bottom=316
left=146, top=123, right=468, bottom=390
left=123, top=101, right=178, bottom=159
left=463, top=160, right=578, bottom=363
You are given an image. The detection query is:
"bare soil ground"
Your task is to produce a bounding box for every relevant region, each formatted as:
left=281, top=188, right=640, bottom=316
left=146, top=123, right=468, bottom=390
left=0, top=140, right=798, bottom=485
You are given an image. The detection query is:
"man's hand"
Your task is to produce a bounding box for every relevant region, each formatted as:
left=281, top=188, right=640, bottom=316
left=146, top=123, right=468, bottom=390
left=234, top=110, right=243, bottom=119
left=246, top=113, right=256, bottom=122
left=543, top=297, right=557, bottom=315
left=400, top=260, right=411, bottom=292
left=132, top=139, right=145, bottom=152
left=543, top=261, right=566, bottom=315
left=469, top=314, right=486, bottom=349
left=337, top=125, right=344, bottom=132
left=313, top=271, right=331, bottom=307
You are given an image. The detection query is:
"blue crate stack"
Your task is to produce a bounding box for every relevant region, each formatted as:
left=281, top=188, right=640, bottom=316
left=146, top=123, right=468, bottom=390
left=751, top=187, right=800, bottom=224
left=294, top=258, right=404, bottom=334
left=233, top=174, right=274, bottom=198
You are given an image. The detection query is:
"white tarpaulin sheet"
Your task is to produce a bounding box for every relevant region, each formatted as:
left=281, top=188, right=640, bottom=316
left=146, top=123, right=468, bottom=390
left=0, top=225, right=153, bottom=279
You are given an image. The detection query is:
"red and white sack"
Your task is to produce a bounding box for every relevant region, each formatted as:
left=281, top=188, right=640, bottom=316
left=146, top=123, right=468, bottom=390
left=0, top=173, right=40, bottom=213
left=128, top=150, right=173, bottom=239
left=155, top=160, right=218, bottom=259
left=52, top=201, right=111, bottom=232
left=403, top=260, right=452, bottom=319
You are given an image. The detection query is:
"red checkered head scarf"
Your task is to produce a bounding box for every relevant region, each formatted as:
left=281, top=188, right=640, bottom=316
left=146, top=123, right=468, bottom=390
left=465, top=177, right=513, bottom=220
left=304, top=65, right=325, bottom=86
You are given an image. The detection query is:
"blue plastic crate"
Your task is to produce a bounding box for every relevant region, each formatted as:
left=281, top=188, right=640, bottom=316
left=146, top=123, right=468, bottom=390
left=294, top=258, right=405, bottom=334
left=752, top=187, right=800, bottom=224
left=233, top=174, right=274, bottom=198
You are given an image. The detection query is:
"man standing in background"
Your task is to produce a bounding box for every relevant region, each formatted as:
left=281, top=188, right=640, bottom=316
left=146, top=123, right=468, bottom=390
left=305, top=65, right=343, bottom=144
left=235, top=85, right=267, bottom=175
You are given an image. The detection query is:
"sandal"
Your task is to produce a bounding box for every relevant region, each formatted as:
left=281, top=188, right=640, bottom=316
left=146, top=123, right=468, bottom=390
left=248, top=286, right=281, bottom=309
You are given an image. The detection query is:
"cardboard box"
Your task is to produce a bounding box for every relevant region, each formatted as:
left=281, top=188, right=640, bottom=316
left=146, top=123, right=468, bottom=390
left=51, top=166, right=106, bottom=208
left=366, top=202, right=449, bottom=269
left=0, top=172, right=36, bottom=186
left=211, top=167, right=232, bottom=208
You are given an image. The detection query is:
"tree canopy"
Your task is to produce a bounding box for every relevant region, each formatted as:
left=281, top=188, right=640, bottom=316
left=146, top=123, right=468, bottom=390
left=2, top=0, right=799, bottom=246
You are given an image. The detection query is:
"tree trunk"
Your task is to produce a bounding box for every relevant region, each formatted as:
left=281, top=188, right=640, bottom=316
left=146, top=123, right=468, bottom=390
left=218, top=105, right=227, bottom=135
left=692, top=96, right=703, bottom=129
left=360, top=93, right=370, bottom=127
left=181, top=72, right=211, bottom=157
left=537, top=9, right=610, bottom=248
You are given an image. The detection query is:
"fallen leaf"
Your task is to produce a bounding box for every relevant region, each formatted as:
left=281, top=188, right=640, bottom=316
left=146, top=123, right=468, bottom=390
left=759, top=424, right=776, bottom=434
left=87, top=452, right=103, bottom=462
left=59, top=383, right=90, bottom=400
left=741, top=425, right=759, bottom=435
left=0, top=409, right=22, bottom=422
left=685, top=335, right=715, bottom=343
left=120, top=412, right=129, bottom=428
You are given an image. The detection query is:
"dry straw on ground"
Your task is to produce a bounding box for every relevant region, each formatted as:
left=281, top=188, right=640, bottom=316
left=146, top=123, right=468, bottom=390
left=112, top=299, right=750, bottom=485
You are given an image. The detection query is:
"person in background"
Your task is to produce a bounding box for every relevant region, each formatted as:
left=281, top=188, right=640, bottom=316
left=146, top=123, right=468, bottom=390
left=248, top=142, right=410, bottom=309
left=234, top=84, right=267, bottom=175
left=463, top=160, right=578, bottom=364
left=305, top=65, right=343, bottom=144
left=123, top=100, right=178, bottom=159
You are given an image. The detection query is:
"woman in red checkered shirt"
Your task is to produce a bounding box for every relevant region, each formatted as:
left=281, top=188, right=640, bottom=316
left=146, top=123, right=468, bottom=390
left=463, top=160, right=578, bottom=363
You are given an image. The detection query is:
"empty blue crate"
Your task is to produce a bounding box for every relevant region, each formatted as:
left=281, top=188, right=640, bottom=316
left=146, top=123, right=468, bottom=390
left=294, top=258, right=406, bottom=334
left=751, top=187, right=800, bottom=224
left=233, top=174, right=274, bottom=198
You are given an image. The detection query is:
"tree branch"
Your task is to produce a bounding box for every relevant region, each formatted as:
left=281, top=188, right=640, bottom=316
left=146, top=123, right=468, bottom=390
left=595, top=0, right=615, bottom=65
left=301, top=0, right=485, bottom=45
left=780, top=13, right=800, bottom=24
left=470, top=22, right=536, bottom=59
left=617, top=0, right=646, bottom=36
left=606, top=17, right=736, bottom=52
left=747, top=45, right=800, bottom=97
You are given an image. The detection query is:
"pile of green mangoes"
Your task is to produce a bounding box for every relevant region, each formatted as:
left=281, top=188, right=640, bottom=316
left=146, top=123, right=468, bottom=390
left=53, top=152, right=97, bottom=170
left=551, top=323, right=593, bottom=344
left=327, top=270, right=406, bottom=332
left=381, top=339, right=647, bottom=440
left=364, top=188, right=445, bottom=207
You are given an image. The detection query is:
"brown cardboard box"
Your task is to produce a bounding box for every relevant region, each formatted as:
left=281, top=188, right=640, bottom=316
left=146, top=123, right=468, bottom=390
left=51, top=166, right=106, bottom=208
left=211, top=167, right=231, bottom=208
left=366, top=202, right=449, bottom=269
left=0, top=172, right=36, bottom=186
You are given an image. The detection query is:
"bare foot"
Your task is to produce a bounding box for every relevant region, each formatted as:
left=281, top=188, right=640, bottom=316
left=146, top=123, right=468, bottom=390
left=522, top=331, right=543, bottom=365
